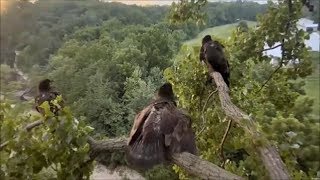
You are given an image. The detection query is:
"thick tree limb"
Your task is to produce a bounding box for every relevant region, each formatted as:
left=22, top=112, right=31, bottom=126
left=88, top=137, right=243, bottom=180
left=171, top=152, right=242, bottom=180
left=207, top=65, right=290, bottom=180
left=87, top=136, right=128, bottom=152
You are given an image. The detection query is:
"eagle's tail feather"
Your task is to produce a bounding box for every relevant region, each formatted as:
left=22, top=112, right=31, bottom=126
left=127, top=134, right=165, bottom=169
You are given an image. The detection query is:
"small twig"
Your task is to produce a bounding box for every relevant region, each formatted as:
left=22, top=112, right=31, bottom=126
left=0, top=120, right=44, bottom=151
left=218, top=119, right=233, bottom=168
left=25, top=120, right=43, bottom=131
left=255, top=64, right=282, bottom=94
left=260, top=44, right=283, bottom=52
left=257, top=0, right=293, bottom=94
left=0, top=141, right=9, bottom=151
left=197, top=90, right=217, bottom=136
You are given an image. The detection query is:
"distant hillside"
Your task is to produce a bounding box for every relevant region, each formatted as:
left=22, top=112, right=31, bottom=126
left=184, top=21, right=257, bottom=45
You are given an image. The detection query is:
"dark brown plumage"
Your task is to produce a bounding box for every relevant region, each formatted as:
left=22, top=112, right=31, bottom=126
left=200, top=35, right=230, bottom=87
left=127, top=83, right=197, bottom=169
left=35, top=79, right=63, bottom=116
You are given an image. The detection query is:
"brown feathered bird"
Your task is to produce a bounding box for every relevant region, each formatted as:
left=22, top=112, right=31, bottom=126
left=127, top=83, right=197, bottom=169
left=35, top=79, right=63, bottom=116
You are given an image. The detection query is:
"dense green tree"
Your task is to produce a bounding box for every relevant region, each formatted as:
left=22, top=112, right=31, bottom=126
left=237, top=20, right=249, bottom=32
left=1, top=0, right=267, bottom=72
left=0, top=100, right=94, bottom=179
left=166, top=0, right=318, bottom=178
left=48, top=21, right=184, bottom=136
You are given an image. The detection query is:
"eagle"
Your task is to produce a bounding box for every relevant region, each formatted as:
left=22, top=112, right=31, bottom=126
left=200, top=35, right=230, bottom=87
left=35, top=79, right=63, bottom=116
left=127, top=83, right=197, bottom=169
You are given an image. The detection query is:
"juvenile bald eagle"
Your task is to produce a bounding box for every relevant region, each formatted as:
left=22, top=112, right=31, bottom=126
left=200, top=35, right=230, bottom=87
left=35, top=79, right=63, bottom=116
left=127, top=83, right=197, bottom=169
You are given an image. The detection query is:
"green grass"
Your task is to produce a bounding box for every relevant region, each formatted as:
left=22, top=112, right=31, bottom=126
left=305, top=51, right=320, bottom=118
left=184, top=21, right=257, bottom=45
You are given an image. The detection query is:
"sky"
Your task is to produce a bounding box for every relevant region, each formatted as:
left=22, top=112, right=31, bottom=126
left=104, top=0, right=270, bottom=6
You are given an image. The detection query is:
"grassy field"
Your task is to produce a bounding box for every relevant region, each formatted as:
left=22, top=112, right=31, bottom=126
left=305, top=51, right=320, bottom=118
left=184, top=21, right=257, bottom=45
left=185, top=22, right=319, bottom=118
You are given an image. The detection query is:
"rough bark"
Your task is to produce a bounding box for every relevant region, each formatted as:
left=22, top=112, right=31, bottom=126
left=171, top=152, right=243, bottom=180
left=89, top=137, right=243, bottom=180
left=208, top=66, right=291, bottom=180
left=87, top=136, right=128, bottom=152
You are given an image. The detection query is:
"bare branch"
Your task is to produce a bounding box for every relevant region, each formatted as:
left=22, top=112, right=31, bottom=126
left=0, top=141, right=9, bottom=151
left=218, top=119, right=233, bottom=168
left=206, top=63, right=291, bottom=180
left=197, top=90, right=217, bottom=136
left=25, top=120, right=43, bottom=131
left=171, top=152, right=243, bottom=180
left=88, top=136, right=128, bottom=153
left=255, top=64, right=282, bottom=93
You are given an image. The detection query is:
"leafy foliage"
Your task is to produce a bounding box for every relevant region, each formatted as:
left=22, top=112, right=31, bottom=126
left=0, top=0, right=168, bottom=71
left=1, top=0, right=267, bottom=73
left=48, top=21, right=182, bottom=137
left=0, top=99, right=94, bottom=179
left=165, top=0, right=319, bottom=179
left=169, top=0, right=267, bottom=26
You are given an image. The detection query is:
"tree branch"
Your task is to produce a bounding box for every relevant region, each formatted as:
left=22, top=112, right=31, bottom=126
left=218, top=119, right=233, bottom=168
left=171, top=152, right=242, bottom=180
left=25, top=120, right=43, bottom=131
left=0, top=120, right=44, bottom=151
left=198, top=89, right=217, bottom=136
left=89, top=137, right=243, bottom=180
left=260, top=43, right=283, bottom=52
left=207, top=64, right=291, bottom=180
left=255, top=64, right=282, bottom=93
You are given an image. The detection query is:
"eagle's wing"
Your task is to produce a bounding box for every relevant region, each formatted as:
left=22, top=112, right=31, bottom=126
left=157, top=105, right=197, bottom=155
left=127, top=102, right=166, bottom=169
left=127, top=101, right=197, bottom=169
left=128, top=104, right=152, bottom=146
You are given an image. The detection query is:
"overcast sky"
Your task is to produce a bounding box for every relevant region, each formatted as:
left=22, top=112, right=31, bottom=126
left=105, top=0, right=271, bottom=6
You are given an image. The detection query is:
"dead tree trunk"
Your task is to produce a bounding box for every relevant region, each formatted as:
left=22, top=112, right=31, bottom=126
left=208, top=65, right=290, bottom=180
